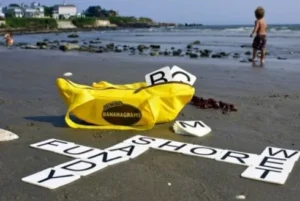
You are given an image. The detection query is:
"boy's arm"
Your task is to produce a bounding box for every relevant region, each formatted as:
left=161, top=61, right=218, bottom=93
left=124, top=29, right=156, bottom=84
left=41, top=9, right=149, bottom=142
left=250, top=20, right=259, bottom=37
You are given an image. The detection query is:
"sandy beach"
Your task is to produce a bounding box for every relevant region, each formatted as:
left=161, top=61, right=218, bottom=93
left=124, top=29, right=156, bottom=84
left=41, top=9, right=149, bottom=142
left=1, top=48, right=300, bottom=201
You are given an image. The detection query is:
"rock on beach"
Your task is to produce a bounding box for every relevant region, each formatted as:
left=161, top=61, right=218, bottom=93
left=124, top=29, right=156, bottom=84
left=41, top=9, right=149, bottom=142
left=0, top=128, right=19, bottom=141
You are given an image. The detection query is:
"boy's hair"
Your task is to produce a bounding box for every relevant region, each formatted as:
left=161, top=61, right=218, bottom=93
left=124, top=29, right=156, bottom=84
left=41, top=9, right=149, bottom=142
left=255, top=6, right=265, bottom=19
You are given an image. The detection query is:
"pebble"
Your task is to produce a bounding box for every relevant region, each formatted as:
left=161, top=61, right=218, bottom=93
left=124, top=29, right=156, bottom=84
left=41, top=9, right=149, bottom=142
left=236, top=195, right=246, bottom=200
left=168, top=182, right=171, bottom=186
left=63, top=72, right=73, bottom=77
left=0, top=128, right=19, bottom=141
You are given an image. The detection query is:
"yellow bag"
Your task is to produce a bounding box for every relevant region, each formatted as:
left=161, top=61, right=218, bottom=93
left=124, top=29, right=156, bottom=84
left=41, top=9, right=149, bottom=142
left=56, top=78, right=195, bottom=130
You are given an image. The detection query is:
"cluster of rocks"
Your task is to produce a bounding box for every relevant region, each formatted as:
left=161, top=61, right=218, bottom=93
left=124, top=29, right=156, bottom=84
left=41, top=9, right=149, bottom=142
left=13, top=40, right=252, bottom=61
left=9, top=36, right=289, bottom=61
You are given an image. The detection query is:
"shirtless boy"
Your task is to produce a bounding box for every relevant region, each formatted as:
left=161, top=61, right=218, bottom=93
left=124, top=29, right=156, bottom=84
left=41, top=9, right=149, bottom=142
left=250, top=7, right=267, bottom=66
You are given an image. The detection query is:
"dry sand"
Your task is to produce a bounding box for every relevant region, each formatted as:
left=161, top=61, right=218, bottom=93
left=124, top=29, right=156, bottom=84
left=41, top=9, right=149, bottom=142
left=0, top=49, right=300, bottom=201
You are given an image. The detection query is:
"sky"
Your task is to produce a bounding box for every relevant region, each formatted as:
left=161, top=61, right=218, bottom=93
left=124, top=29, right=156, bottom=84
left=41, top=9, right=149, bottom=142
left=0, top=0, right=299, bottom=25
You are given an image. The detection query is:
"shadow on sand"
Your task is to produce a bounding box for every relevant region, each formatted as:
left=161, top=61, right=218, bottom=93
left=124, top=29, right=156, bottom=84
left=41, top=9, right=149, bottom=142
left=24, top=115, right=67, bottom=127
left=24, top=115, right=95, bottom=128
left=252, top=62, right=265, bottom=68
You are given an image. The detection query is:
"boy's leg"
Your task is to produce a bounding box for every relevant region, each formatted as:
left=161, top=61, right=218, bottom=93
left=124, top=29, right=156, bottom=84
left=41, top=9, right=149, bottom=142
left=252, top=48, right=257, bottom=62
left=260, top=37, right=267, bottom=65
left=260, top=49, right=266, bottom=64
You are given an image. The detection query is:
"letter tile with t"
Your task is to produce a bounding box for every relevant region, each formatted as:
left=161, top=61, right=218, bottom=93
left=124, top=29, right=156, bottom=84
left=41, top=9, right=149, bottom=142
left=241, top=165, right=290, bottom=185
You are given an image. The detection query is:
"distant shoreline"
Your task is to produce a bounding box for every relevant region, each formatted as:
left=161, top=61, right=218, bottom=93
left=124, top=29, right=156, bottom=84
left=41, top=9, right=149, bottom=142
left=1, top=23, right=300, bottom=36
left=0, top=27, right=124, bottom=36
left=0, top=24, right=177, bottom=36
left=5, top=23, right=299, bottom=36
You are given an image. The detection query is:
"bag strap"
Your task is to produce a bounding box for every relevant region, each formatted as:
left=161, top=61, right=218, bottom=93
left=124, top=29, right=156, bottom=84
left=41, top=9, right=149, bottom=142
left=65, top=113, right=156, bottom=130
left=64, top=96, right=158, bottom=131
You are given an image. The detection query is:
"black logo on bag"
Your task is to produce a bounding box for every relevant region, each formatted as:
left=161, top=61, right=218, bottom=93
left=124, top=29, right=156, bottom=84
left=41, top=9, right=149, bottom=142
left=102, top=101, right=142, bottom=125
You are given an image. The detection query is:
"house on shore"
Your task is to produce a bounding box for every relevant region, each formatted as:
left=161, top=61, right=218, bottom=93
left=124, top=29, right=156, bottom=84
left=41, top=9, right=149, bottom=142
left=23, top=2, right=44, bottom=18
left=0, top=5, right=5, bottom=18
left=23, top=7, right=44, bottom=18
left=5, top=6, right=23, bottom=18
left=52, top=4, right=78, bottom=19
left=3, top=2, right=44, bottom=18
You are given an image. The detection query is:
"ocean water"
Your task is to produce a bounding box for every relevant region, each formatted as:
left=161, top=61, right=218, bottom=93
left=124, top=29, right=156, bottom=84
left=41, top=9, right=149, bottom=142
left=10, top=24, right=300, bottom=59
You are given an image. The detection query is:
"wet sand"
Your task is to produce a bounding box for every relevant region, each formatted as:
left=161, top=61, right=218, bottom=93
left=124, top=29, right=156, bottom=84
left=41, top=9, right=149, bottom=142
left=0, top=49, right=300, bottom=201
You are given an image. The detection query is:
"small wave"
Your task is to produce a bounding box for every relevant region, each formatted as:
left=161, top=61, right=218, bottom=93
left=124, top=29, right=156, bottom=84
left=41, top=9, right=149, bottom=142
left=280, top=26, right=289, bottom=29
left=270, top=28, right=292, bottom=33
left=117, top=29, right=131, bottom=32
left=222, top=27, right=252, bottom=32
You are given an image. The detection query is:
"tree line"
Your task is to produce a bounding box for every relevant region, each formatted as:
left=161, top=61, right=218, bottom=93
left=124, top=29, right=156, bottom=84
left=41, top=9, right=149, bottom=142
left=3, top=4, right=154, bottom=24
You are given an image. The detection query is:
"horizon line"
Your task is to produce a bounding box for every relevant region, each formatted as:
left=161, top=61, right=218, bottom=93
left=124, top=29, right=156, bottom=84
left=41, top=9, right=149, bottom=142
left=175, top=23, right=300, bottom=26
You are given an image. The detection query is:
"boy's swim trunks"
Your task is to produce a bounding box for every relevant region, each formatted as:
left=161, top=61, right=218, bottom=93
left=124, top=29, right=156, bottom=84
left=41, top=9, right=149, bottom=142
left=252, top=34, right=267, bottom=50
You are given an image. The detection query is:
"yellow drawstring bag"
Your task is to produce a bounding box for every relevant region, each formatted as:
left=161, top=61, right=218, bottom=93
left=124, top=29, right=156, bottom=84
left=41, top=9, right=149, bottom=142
left=56, top=78, right=195, bottom=130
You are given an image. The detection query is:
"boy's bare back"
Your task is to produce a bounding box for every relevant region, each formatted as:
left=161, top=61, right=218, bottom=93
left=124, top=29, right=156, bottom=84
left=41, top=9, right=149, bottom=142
left=256, top=19, right=267, bottom=35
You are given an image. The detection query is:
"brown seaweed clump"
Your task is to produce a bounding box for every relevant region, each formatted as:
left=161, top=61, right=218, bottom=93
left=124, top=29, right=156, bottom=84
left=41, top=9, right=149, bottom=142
left=191, top=95, right=238, bottom=114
